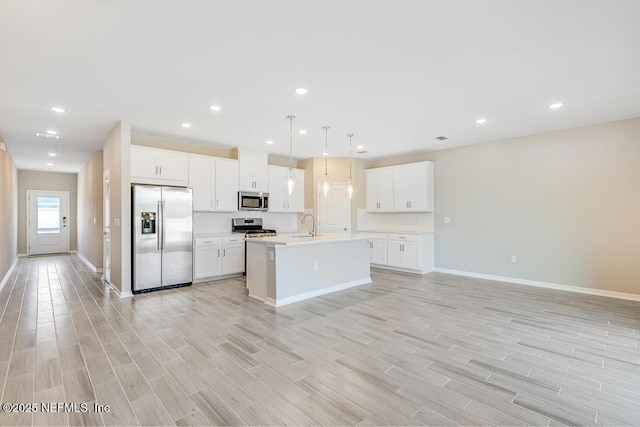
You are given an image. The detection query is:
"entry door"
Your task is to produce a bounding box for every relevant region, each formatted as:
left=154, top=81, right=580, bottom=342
left=318, top=182, right=351, bottom=234
left=28, top=190, right=69, bottom=255
left=103, top=170, right=111, bottom=284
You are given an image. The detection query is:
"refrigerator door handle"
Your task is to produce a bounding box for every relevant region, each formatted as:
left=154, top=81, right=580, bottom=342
left=157, top=201, right=162, bottom=250
left=161, top=200, right=166, bottom=250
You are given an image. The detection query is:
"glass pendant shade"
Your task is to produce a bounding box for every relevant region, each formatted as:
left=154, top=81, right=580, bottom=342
left=321, top=172, right=330, bottom=197
left=285, top=167, right=298, bottom=196
left=346, top=179, right=356, bottom=199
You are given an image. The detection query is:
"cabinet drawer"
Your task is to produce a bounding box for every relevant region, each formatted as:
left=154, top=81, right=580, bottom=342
left=387, top=233, right=421, bottom=242
left=223, top=236, right=245, bottom=244
left=195, top=237, right=222, bottom=246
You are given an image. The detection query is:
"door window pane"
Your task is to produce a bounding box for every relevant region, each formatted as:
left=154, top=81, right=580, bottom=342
left=37, top=197, right=60, bottom=234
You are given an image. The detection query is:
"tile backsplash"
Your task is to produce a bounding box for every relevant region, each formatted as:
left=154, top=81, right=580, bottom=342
left=194, top=211, right=301, bottom=234
left=356, top=208, right=434, bottom=231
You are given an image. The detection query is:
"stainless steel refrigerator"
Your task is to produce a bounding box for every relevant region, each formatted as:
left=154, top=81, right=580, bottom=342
left=132, top=185, right=193, bottom=293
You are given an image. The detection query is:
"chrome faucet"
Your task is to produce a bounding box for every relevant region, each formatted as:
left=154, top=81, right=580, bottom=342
left=301, top=214, right=316, bottom=237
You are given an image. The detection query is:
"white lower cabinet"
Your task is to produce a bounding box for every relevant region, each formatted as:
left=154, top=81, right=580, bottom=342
left=194, top=238, right=223, bottom=279
left=221, top=237, right=244, bottom=275
left=367, top=232, right=433, bottom=274
left=369, top=238, right=387, bottom=265
left=194, top=236, right=245, bottom=281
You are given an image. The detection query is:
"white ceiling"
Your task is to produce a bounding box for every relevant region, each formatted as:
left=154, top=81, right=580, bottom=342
left=1, top=0, right=639, bottom=172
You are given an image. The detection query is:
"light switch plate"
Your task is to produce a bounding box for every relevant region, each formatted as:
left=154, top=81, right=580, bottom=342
left=444, top=217, right=451, bottom=224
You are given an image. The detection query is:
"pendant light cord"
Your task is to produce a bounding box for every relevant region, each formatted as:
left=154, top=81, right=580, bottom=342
left=323, top=126, right=330, bottom=175
left=347, top=133, right=354, bottom=179
left=287, top=115, right=296, bottom=167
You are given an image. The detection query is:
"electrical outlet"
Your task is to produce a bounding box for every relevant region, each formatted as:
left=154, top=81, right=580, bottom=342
left=511, top=255, right=517, bottom=263
left=313, top=262, right=318, bottom=271
left=269, top=250, right=274, bottom=261
left=444, top=217, right=451, bottom=224
left=93, top=217, right=96, bottom=225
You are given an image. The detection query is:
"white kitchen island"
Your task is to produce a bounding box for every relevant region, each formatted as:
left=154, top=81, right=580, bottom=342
left=246, top=234, right=372, bottom=307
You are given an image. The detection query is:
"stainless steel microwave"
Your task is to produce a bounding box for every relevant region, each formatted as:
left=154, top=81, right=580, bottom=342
left=238, top=191, right=269, bottom=211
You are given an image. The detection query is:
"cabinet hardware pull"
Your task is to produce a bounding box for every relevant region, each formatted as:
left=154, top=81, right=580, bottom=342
left=217, top=249, right=220, bottom=257
left=223, top=249, right=226, bottom=256
left=216, top=199, right=219, bottom=208
left=159, top=166, right=162, bottom=175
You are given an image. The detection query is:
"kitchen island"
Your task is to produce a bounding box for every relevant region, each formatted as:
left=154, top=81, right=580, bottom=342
left=246, top=234, right=372, bottom=307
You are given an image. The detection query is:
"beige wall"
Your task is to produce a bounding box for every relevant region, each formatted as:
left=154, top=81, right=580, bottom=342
left=0, top=141, right=18, bottom=284
left=374, top=117, right=640, bottom=295
left=77, top=150, right=103, bottom=270
left=301, top=157, right=370, bottom=231
left=17, top=170, right=77, bottom=254
left=103, top=121, right=131, bottom=293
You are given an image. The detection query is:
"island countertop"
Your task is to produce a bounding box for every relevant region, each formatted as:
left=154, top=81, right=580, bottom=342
left=248, top=233, right=373, bottom=246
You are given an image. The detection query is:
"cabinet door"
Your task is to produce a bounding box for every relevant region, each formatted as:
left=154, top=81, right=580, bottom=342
left=370, top=239, right=387, bottom=264
left=378, top=167, right=394, bottom=211
left=253, top=152, right=269, bottom=193
left=393, top=165, right=412, bottom=211
left=215, top=159, right=239, bottom=211
left=402, top=241, right=420, bottom=269
left=237, top=150, right=254, bottom=191
left=365, top=170, right=379, bottom=211
left=130, top=146, right=158, bottom=182
left=407, top=163, right=427, bottom=211
left=157, top=151, right=188, bottom=185
left=267, top=166, right=288, bottom=212
left=222, top=244, right=244, bottom=274
left=387, top=241, right=403, bottom=267
left=194, top=245, right=222, bottom=279
left=189, top=156, right=214, bottom=211
left=288, top=168, right=305, bottom=212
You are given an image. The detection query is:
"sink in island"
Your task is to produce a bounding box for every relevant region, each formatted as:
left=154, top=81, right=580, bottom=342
left=246, top=234, right=372, bottom=307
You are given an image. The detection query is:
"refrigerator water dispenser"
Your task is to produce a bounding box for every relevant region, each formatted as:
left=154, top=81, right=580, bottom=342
left=141, top=212, right=156, bottom=234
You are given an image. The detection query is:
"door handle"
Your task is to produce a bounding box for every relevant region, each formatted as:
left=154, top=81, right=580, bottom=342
left=157, top=201, right=161, bottom=250
left=161, top=201, right=166, bottom=250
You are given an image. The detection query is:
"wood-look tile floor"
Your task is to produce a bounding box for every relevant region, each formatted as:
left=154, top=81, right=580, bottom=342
left=1, top=255, right=640, bottom=426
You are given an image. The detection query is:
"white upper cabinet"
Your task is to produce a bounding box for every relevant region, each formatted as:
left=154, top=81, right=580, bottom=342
left=237, top=150, right=269, bottom=192
left=215, top=159, right=239, bottom=211
left=131, top=145, right=188, bottom=186
left=267, top=166, right=305, bottom=213
left=365, top=161, right=434, bottom=212
left=393, top=161, right=434, bottom=212
left=365, top=167, right=394, bottom=212
left=188, top=155, right=238, bottom=212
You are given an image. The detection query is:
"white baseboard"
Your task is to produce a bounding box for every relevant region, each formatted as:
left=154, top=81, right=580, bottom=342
left=267, top=277, right=372, bottom=307
left=0, top=257, right=19, bottom=291
left=371, top=263, right=429, bottom=275
left=75, top=251, right=103, bottom=274
left=434, top=268, right=640, bottom=302
left=17, top=253, right=27, bottom=258
left=103, top=279, right=133, bottom=298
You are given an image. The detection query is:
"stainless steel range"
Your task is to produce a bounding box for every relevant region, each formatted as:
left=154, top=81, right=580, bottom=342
left=232, top=218, right=276, bottom=275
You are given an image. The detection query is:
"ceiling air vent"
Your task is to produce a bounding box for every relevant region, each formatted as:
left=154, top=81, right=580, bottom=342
left=357, top=150, right=368, bottom=154
left=435, top=136, right=448, bottom=141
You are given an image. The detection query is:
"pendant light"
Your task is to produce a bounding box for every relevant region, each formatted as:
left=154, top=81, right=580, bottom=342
left=346, top=133, right=356, bottom=199
left=321, top=126, right=331, bottom=198
left=284, top=115, right=298, bottom=196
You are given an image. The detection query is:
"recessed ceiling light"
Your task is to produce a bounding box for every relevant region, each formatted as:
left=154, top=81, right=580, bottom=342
left=322, top=152, right=329, bottom=156
left=51, top=107, right=65, bottom=113
left=181, top=122, right=192, bottom=128
left=46, top=129, right=58, bottom=135
left=46, top=162, right=53, bottom=166
left=266, top=140, right=274, bottom=145
left=209, top=105, right=221, bottom=112
left=48, top=152, right=56, bottom=157
left=475, top=118, right=487, bottom=124
left=294, top=88, right=308, bottom=95
left=549, top=102, right=565, bottom=109
left=35, top=133, right=60, bottom=139
left=357, top=145, right=364, bottom=150
left=298, top=129, right=307, bottom=135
